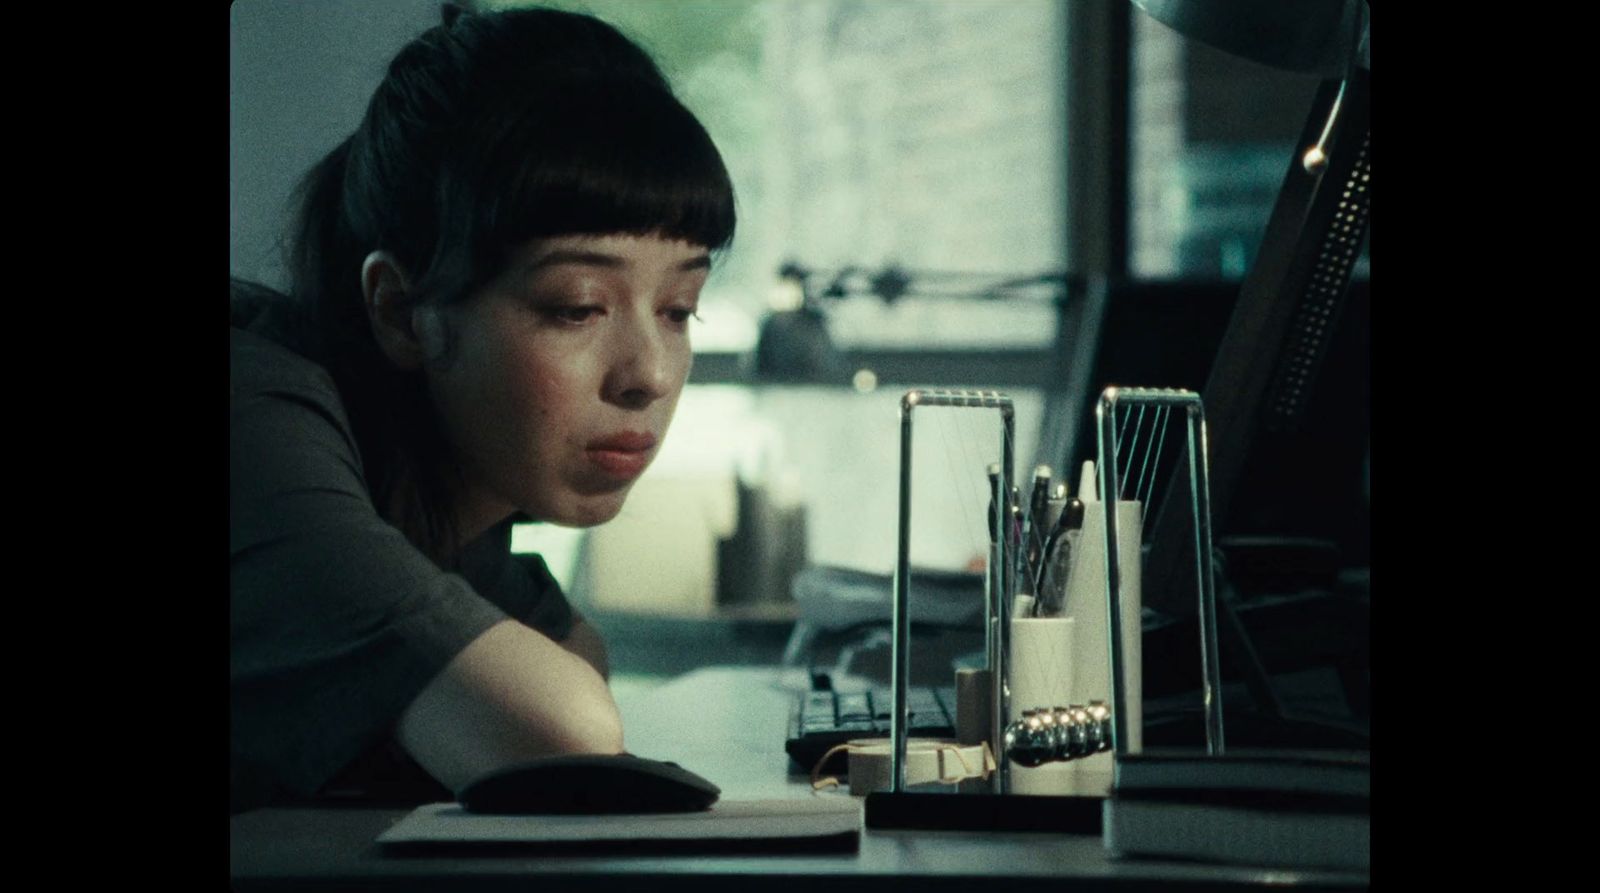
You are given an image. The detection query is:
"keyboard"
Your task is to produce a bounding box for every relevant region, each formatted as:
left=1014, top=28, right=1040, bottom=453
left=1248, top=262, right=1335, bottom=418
left=785, top=685, right=958, bottom=775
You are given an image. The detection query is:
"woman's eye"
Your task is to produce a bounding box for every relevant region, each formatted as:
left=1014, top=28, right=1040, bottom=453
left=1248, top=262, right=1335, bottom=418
left=543, top=305, right=602, bottom=325
left=664, top=307, right=700, bottom=326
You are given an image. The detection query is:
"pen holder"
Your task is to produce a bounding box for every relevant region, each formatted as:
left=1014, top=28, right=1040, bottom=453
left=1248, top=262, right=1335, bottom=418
left=1057, top=500, right=1143, bottom=792
left=1006, top=617, right=1076, bottom=795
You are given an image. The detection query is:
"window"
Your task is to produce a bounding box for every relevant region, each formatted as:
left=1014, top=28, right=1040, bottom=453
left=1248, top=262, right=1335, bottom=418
left=494, top=0, right=1067, bottom=351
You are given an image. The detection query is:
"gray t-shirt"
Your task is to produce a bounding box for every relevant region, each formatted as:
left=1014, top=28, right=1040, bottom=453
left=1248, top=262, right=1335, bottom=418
left=230, top=326, right=574, bottom=812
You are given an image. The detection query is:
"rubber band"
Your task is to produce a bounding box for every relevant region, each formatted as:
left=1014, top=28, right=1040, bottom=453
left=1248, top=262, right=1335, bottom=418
left=808, top=738, right=995, bottom=793
left=936, top=744, right=966, bottom=784
left=809, top=742, right=857, bottom=791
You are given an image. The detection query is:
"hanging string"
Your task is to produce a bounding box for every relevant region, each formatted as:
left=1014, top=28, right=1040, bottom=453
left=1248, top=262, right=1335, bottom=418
left=931, top=408, right=993, bottom=565
left=1135, top=406, right=1174, bottom=538
left=1114, top=403, right=1137, bottom=476
left=1119, top=405, right=1149, bottom=501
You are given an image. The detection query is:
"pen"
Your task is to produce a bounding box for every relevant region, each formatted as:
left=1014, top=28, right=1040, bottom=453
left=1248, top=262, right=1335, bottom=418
left=985, top=462, right=1006, bottom=644
left=1036, top=486, right=1075, bottom=592
left=1012, top=593, right=1036, bottom=619
left=1036, top=496, right=1084, bottom=615
left=1041, top=483, right=1067, bottom=577
left=986, top=463, right=1002, bottom=545
left=1009, top=485, right=1025, bottom=610
left=1057, top=496, right=1085, bottom=537
left=1026, top=464, right=1052, bottom=594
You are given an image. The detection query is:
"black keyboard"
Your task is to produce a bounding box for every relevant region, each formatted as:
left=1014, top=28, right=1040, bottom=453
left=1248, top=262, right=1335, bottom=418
left=785, top=685, right=958, bottom=774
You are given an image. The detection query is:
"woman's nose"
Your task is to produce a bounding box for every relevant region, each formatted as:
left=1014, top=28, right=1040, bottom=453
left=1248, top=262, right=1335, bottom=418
left=602, top=315, right=680, bottom=410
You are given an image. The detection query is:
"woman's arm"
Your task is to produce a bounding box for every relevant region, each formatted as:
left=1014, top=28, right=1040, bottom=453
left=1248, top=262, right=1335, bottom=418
left=396, top=618, right=624, bottom=792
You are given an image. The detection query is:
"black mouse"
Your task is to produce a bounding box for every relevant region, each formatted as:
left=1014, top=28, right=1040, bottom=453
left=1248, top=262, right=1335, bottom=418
left=457, top=753, right=721, bottom=815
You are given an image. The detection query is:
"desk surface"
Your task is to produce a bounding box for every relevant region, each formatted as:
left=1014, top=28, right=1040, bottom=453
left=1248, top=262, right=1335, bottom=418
left=229, top=666, right=1370, bottom=891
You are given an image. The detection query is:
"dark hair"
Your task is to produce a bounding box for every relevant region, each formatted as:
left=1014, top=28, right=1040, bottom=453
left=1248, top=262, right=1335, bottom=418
left=277, top=4, right=736, bottom=559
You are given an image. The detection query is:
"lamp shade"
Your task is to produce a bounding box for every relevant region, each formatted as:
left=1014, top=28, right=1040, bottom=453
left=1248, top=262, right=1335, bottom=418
left=1130, top=0, right=1366, bottom=76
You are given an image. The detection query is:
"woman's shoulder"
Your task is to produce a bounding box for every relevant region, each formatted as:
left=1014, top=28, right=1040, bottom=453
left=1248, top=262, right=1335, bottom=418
left=230, top=324, right=364, bottom=478
left=231, top=325, right=339, bottom=406
left=229, top=278, right=333, bottom=397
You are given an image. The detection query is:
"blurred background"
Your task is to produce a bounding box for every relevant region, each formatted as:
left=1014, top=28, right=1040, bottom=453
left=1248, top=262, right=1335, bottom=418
left=232, top=0, right=1369, bottom=720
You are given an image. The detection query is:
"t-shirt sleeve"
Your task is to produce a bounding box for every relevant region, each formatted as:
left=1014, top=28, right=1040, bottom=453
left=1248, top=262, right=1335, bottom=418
left=460, top=529, right=576, bottom=643
left=229, top=330, right=508, bottom=805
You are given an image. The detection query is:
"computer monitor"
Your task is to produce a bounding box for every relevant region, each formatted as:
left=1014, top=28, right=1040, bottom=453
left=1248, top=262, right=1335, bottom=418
left=1134, top=65, right=1371, bottom=622
left=1057, top=272, right=1368, bottom=595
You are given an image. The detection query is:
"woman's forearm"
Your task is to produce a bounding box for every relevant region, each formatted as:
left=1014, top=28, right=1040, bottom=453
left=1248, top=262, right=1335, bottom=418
left=397, top=619, right=624, bottom=791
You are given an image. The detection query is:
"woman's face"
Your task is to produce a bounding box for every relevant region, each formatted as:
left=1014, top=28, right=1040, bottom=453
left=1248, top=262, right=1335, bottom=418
left=421, top=233, right=707, bottom=531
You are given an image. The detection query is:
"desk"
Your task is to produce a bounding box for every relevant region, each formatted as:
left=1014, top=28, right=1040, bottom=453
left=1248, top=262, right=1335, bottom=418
left=229, top=667, right=1370, bottom=891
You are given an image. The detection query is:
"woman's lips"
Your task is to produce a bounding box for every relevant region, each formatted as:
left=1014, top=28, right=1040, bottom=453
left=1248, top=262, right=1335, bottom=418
left=585, top=432, right=657, bottom=479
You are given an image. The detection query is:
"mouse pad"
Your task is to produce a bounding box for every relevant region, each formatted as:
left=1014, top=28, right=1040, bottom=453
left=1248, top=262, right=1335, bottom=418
left=377, top=798, right=862, bottom=854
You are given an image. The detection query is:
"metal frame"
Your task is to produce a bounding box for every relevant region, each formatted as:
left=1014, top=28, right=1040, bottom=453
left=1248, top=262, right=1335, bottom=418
left=890, top=389, right=1015, bottom=793
left=1095, top=386, right=1225, bottom=767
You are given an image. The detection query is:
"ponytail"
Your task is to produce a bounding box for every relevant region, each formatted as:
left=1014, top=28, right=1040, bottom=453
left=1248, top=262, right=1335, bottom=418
left=289, top=137, right=364, bottom=363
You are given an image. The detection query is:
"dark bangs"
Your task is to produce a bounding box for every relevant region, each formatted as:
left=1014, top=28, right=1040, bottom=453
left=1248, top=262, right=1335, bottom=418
left=437, top=79, right=736, bottom=293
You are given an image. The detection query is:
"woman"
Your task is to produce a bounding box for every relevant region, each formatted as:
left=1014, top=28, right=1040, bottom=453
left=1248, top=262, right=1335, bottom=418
left=230, top=4, right=734, bottom=812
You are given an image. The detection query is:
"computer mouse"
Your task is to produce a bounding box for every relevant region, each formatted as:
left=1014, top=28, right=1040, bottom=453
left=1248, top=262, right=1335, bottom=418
left=457, top=753, right=721, bottom=815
